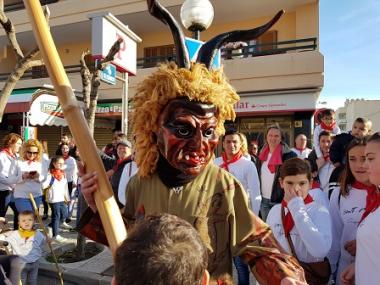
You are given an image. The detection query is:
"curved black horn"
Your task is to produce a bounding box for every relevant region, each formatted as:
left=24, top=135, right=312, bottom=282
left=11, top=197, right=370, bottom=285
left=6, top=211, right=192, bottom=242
left=197, top=10, right=285, bottom=69
left=147, top=0, right=190, bottom=69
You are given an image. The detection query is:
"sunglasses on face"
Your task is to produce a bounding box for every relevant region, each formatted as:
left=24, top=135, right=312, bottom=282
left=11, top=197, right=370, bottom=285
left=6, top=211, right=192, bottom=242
left=27, top=151, right=38, bottom=155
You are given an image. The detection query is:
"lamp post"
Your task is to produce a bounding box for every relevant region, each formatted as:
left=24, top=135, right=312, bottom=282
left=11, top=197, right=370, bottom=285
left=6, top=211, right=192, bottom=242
left=180, top=0, right=214, bottom=40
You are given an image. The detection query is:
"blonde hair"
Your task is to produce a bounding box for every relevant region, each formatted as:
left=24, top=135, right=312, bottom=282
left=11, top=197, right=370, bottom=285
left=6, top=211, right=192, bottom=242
left=21, top=139, right=43, bottom=162
left=132, top=62, right=239, bottom=177
left=238, top=133, right=249, bottom=155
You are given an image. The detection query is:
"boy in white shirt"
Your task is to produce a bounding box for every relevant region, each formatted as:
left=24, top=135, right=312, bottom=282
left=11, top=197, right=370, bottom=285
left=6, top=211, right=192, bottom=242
left=267, top=157, right=332, bottom=285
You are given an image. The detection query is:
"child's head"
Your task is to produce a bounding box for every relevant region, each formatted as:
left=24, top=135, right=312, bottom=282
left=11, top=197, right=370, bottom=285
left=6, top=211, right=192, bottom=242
left=365, top=132, right=380, bottom=187
left=319, top=109, right=335, bottom=126
left=280, top=158, right=312, bottom=201
left=18, top=210, right=35, bottom=231
left=339, top=137, right=369, bottom=196
left=49, top=156, right=65, bottom=171
left=351, top=117, right=372, bottom=138
left=113, top=213, right=208, bottom=285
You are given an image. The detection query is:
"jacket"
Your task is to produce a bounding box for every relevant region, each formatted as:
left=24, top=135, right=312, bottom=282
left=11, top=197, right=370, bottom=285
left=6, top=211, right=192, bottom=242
left=329, top=132, right=354, bottom=165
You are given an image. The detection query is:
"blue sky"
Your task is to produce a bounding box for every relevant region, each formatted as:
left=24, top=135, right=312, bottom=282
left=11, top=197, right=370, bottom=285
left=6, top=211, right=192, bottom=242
left=319, top=0, right=380, bottom=108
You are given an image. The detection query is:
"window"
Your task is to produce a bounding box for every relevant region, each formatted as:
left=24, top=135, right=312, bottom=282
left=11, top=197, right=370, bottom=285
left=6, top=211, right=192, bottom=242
left=338, top=113, right=346, bottom=120
left=143, top=44, right=176, bottom=68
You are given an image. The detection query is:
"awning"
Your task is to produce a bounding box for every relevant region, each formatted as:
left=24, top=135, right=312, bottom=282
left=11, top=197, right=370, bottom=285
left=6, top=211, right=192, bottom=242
left=4, top=88, right=39, bottom=113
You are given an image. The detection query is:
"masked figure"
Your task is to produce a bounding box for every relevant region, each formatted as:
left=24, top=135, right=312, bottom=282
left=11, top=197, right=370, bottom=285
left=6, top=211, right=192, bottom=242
left=80, top=1, right=306, bottom=284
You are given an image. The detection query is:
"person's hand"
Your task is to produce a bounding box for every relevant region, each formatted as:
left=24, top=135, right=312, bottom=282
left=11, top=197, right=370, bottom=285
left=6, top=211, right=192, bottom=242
left=344, top=240, right=356, bottom=256
left=78, top=162, right=98, bottom=213
left=284, top=186, right=302, bottom=203
left=280, top=277, right=308, bottom=285
left=341, top=263, right=355, bottom=285
left=316, top=157, right=326, bottom=169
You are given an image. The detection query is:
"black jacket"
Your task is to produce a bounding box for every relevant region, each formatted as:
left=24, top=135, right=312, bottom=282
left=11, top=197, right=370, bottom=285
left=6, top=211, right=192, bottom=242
left=330, top=132, right=354, bottom=165
left=256, top=143, right=297, bottom=203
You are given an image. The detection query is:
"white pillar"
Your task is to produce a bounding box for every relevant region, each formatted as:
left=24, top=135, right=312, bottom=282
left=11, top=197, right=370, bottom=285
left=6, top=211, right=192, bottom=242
left=121, top=72, right=129, bottom=134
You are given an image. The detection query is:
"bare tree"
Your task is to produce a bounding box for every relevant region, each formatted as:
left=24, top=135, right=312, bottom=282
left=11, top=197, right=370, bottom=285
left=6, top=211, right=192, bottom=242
left=76, top=39, right=123, bottom=258
left=0, top=1, right=49, bottom=122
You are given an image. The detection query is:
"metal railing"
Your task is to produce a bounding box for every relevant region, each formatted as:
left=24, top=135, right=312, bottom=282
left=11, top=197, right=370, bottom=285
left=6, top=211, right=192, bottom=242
left=137, top=37, right=317, bottom=68
left=0, top=37, right=317, bottom=81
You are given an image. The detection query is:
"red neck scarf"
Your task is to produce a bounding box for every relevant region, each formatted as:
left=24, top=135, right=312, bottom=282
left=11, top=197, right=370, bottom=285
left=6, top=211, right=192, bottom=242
left=63, top=154, right=70, bottom=160
left=219, top=150, right=243, bottom=172
left=311, top=180, right=320, bottom=189
left=51, top=169, right=64, bottom=181
left=353, top=181, right=380, bottom=224
left=320, top=121, right=336, bottom=132
left=113, top=157, right=130, bottom=172
left=259, top=144, right=282, bottom=173
left=282, top=194, right=314, bottom=236
left=323, top=153, right=330, bottom=161
left=2, top=148, right=16, bottom=159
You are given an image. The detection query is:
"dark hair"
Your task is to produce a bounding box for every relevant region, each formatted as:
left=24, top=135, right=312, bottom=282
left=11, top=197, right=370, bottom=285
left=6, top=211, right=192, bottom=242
left=222, top=129, right=239, bottom=141
left=18, top=210, right=35, bottom=219
left=49, top=156, right=64, bottom=172
left=114, top=213, right=208, bottom=285
left=319, top=130, right=331, bottom=141
left=280, top=157, right=312, bottom=181
left=2, top=133, right=22, bottom=148
left=339, top=137, right=368, bottom=196
left=319, top=108, right=335, bottom=119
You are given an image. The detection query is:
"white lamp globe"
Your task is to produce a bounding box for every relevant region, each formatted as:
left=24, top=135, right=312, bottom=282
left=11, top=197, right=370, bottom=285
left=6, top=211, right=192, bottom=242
left=180, top=0, right=214, bottom=32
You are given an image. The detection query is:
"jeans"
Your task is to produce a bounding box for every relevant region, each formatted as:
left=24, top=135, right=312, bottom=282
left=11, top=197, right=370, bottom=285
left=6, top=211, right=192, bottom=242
left=0, top=190, right=10, bottom=217
left=233, top=256, right=250, bottom=285
left=20, top=261, right=39, bottom=285
left=49, top=202, right=68, bottom=237
left=15, top=196, right=42, bottom=213
left=260, top=198, right=277, bottom=222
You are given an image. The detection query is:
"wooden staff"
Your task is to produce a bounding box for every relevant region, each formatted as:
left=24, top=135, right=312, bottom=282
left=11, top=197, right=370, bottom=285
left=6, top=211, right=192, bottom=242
left=23, top=0, right=127, bottom=255
left=29, top=193, right=64, bottom=285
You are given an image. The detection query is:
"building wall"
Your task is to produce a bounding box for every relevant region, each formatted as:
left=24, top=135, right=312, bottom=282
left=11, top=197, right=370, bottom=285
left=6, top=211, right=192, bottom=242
left=336, top=100, right=380, bottom=133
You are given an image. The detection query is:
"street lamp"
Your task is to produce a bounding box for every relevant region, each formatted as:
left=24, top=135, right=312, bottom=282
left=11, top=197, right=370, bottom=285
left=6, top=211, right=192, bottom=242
left=180, top=0, right=214, bottom=40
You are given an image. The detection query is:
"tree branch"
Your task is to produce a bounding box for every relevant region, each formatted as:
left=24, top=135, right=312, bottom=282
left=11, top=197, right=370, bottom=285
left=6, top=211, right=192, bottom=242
left=80, top=50, right=92, bottom=111
left=0, top=3, right=23, bottom=60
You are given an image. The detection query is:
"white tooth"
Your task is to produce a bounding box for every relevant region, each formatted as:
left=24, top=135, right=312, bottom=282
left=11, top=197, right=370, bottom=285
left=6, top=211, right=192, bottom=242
left=178, top=149, right=183, bottom=161
left=185, top=155, right=190, bottom=160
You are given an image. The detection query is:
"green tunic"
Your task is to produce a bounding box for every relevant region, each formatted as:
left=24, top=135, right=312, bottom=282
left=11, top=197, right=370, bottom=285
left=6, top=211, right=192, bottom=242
left=123, top=163, right=304, bottom=284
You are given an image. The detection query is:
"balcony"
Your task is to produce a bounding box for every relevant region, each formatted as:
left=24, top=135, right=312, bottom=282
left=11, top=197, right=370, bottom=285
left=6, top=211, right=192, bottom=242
left=137, top=37, right=317, bottom=68
left=0, top=37, right=323, bottom=100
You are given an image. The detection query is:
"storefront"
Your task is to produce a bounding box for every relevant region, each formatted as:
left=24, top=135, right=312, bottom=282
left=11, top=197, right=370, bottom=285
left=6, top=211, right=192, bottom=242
left=0, top=88, right=122, bottom=156
left=225, top=89, right=318, bottom=148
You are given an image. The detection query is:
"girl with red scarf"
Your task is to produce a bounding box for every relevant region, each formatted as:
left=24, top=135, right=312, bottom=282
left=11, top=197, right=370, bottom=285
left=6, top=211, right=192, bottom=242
left=266, top=158, right=332, bottom=285
left=341, top=132, right=380, bottom=285
left=328, top=137, right=375, bottom=285
left=42, top=156, right=70, bottom=242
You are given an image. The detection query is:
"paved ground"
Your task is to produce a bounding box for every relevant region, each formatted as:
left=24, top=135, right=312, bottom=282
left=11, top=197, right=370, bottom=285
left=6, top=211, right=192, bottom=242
left=3, top=204, right=257, bottom=284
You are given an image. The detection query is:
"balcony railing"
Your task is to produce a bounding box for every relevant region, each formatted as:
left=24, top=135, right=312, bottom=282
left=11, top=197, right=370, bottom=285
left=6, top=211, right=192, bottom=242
left=137, top=37, right=317, bottom=68
left=0, top=37, right=317, bottom=81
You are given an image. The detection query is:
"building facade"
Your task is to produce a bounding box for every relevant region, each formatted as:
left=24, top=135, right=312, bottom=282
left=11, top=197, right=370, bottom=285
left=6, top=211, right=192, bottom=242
left=0, top=0, right=323, bottom=149
left=336, top=99, right=380, bottom=133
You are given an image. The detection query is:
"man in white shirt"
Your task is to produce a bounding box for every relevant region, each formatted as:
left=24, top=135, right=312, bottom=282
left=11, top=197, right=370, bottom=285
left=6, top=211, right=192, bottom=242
left=215, top=129, right=261, bottom=285
left=291, top=134, right=312, bottom=160
left=307, top=131, right=335, bottom=195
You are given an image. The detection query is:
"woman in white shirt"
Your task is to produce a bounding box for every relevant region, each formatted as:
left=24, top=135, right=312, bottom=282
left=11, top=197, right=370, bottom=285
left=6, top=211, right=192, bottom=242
left=267, top=157, right=332, bottom=285
left=328, top=137, right=375, bottom=285
left=14, top=139, right=44, bottom=212
left=341, top=132, right=380, bottom=285
left=0, top=133, right=22, bottom=225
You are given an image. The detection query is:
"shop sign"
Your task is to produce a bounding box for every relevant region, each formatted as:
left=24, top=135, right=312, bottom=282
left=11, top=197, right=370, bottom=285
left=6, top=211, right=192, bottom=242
left=185, top=37, right=221, bottom=69
left=99, top=62, right=117, bottom=85
left=89, top=12, right=142, bottom=75
left=234, top=93, right=317, bottom=113
left=21, top=127, right=37, bottom=140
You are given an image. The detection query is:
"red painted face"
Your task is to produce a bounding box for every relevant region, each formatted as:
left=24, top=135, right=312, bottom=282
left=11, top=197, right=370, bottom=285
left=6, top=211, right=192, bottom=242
left=156, top=99, right=219, bottom=177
